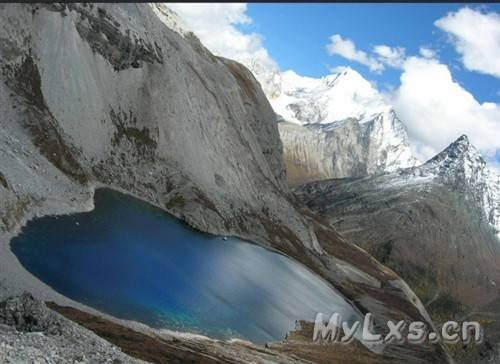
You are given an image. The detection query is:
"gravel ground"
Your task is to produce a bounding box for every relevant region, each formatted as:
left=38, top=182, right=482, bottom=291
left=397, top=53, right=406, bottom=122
left=0, top=293, right=146, bottom=364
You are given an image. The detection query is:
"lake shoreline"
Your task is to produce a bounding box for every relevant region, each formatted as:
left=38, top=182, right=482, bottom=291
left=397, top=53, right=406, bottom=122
left=11, top=187, right=360, bottom=344
left=1, top=182, right=377, bottom=364
left=0, top=182, right=237, bottom=345
left=1, top=181, right=352, bottom=350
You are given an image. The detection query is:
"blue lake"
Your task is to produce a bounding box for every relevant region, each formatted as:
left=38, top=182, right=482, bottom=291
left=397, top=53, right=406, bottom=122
left=11, top=188, right=359, bottom=344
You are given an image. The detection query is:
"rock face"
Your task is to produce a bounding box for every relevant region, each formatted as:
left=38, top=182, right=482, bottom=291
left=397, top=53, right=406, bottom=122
left=295, top=135, right=500, bottom=362
left=279, top=110, right=417, bottom=185
left=0, top=2, right=313, bottom=252
left=267, top=69, right=418, bottom=185
left=0, top=4, right=451, bottom=363
left=0, top=293, right=145, bottom=363
left=0, top=292, right=63, bottom=334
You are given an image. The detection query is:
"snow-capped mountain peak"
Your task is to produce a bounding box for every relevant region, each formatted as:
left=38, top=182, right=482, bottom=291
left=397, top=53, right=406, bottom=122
left=423, top=135, right=500, bottom=237
left=424, top=134, right=487, bottom=179
left=272, top=67, right=419, bottom=180
left=272, top=67, right=390, bottom=125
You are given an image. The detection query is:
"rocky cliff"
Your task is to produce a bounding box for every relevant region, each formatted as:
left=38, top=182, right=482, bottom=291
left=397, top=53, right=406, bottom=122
left=0, top=4, right=450, bottom=363
left=279, top=109, right=417, bottom=185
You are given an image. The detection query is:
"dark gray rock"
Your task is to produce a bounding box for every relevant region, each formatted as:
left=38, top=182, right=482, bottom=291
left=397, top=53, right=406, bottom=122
left=0, top=292, right=62, bottom=335
left=0, top=294, right=146, bottom=363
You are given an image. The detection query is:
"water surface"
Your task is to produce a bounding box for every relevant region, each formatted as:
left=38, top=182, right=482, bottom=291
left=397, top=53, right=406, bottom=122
left=11, top=189, right=359, bottom=344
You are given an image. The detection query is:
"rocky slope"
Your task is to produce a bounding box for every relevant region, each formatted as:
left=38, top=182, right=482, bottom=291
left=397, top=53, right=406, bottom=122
left=268, top=69, right=418, bottom=185
left=0, top=3, right=450, bottom=363
left=0, top=293, right=146, bottom=363
left=295, top=135, right=500, bottom=362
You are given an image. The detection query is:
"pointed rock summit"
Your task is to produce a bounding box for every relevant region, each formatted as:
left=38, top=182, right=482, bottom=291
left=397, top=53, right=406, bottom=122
left=420, top=135, right=500, bottom=236
left=432, top=134, right=473, bottom=159
left=438, top=134, right=474, bottom=156
left=424, top=134, right=486, bottom=177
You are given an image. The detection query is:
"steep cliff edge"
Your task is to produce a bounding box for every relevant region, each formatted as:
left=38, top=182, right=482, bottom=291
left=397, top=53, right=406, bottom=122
left=0, top=4, right=450, bottom=363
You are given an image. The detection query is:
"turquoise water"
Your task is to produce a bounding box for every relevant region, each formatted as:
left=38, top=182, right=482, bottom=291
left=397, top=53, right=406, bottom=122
left=11, top=189, right=359, bottom=344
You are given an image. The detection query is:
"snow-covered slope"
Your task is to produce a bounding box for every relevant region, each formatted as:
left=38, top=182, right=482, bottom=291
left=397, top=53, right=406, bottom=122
left=271, top=68, right=389, bottom=125
left=272, top=68, right=418, bottom=183
left=270, top=68, right=418, bottom=184
left=421, top=135, right=500, bottom=237
left=298, top=134, right=500, bottom=238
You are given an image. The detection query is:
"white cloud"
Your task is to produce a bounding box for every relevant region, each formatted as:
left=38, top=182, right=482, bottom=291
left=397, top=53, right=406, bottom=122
left=435, top=7, right=500, bottom=78
left=373, top=45, right=406, bottom=68
left=418, top=47, right=436, bottom=59
left=326, top=36, right=408, bottom=72
left=167, top=4, right=279, bottom=95
left=167, top=4, right=275, bottom=69
left=326, top=34, right=384, bottom=72
left=391, top=56, right=500, bottom=164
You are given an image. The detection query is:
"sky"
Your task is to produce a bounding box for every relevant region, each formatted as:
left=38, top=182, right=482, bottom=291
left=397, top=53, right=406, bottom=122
left=245, top=3, right=499, bottom=102
left=169, top=3, right=500, bottom=169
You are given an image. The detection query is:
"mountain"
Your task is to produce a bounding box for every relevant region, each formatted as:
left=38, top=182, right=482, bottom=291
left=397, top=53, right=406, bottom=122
left=279, top=108, right=418, bottom=185
left=153, top=6, right=419, bottom=185
left=268, top=69, right=418, bottom=185
left=295, top=135, right=500, bottom=362
left=0, top=3, right=450, bottom=364
left=422, top=135, right=500, bottom=237
left=271, top=69, right=389, bottom=124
